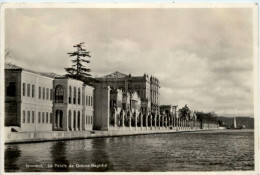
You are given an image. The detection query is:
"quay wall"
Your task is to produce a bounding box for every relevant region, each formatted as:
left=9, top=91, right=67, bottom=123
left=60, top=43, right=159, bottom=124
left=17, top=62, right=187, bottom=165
left=5, top=127, right=219, bottom=144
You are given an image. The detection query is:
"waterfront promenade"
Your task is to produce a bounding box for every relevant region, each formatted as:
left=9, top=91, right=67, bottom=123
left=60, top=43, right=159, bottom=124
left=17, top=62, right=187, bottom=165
left=5, top=125, right=220, bottom=144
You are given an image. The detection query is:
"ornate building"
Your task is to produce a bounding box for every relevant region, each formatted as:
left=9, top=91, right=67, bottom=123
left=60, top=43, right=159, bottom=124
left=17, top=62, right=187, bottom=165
left=95, top=71, right=160, bottom=116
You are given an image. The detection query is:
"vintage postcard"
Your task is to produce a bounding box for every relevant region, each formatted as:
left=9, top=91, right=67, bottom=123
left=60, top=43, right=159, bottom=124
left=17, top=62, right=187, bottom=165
left=0, top=2, right=259, bottom=175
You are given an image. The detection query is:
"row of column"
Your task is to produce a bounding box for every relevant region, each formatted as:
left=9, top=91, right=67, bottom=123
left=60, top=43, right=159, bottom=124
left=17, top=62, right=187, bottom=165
left=110, top=110, right=200, bottom=130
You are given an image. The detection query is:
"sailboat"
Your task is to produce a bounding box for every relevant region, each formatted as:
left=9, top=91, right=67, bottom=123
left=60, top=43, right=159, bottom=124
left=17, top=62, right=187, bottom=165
left=234, top=117, right=237, bottom=129
left=232, top=117, right=245, bottom=129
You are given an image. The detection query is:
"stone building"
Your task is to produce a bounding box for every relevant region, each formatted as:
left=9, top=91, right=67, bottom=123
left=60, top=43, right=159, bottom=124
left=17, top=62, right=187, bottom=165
left=5, top=66, right=54, bottom=132
left=53, top=78, right=94, bottom=131
left=95, top=71, right=160, bottom=116
left=5, top=64, right=94, bottom=132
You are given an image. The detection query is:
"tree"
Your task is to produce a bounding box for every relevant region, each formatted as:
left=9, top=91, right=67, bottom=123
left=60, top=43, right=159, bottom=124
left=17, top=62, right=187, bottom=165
left=65, top=42, right=91, bottom=80
left=179, top=104, right=190, bottom=120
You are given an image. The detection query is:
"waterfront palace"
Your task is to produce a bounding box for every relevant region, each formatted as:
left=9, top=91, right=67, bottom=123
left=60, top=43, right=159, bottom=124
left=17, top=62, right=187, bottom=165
left=5, top=63, right=218, bottom=133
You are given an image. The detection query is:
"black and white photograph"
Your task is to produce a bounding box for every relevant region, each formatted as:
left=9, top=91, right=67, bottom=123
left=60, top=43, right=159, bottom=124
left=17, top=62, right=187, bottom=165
left=1, top=2, right=258, bottom=174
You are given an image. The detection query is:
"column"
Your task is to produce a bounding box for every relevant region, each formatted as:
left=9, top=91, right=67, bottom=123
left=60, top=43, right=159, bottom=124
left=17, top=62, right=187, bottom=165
left=122, top=110, right=125, bottom=128
left=57, top=114, right=60, bottom=129
left=141, top=112, right=143, bottom=130
left=66, top=114, right=69, bottom=131
left=79, top=114, right=82, bottom=131
left=135, top=112, right=138, bottom=130
left=162, top=115, right=164, bottom=129
left=180, top=118, right=182, bottom=130
left=75, top=114, right=78, bottom=131
left=173, top=117, right=175, bottom=130
left=158, top=115, right=161, bottom=129
left=165, top=115, right=168, bottom=129
left=150, top=113, right=152, bottom=129
left=155, top=112, right=157, bottom=129
left=71, top=115, right=74, bottom=131
left=146, top=112, right=148, bottom=130
left=114, top=109, right=117, bottom=127
left=129, top=111, right=132, bottom=130
left=171, top=115, right=173, bottom=128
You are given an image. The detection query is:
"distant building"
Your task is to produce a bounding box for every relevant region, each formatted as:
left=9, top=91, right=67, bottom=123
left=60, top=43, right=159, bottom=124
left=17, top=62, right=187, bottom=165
left=95, top=71, right=160, bottom=115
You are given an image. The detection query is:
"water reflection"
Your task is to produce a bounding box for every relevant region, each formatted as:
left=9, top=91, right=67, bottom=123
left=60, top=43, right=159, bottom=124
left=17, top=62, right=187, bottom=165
left=50, top=141, right=69, bottom=172
left=5, top=145, right=21, bottom=172
left=89, top=138, right=113, bottom=171
left=4, top=130, right=254, bottom=172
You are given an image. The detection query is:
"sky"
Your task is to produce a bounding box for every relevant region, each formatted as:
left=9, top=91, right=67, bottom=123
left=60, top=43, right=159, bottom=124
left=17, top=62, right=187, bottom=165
left=4, top=6, right=255, bottom=117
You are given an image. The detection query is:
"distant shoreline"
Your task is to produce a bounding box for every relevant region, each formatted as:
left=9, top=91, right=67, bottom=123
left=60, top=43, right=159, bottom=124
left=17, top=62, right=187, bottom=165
left=187, top=129, right=254, bottom=134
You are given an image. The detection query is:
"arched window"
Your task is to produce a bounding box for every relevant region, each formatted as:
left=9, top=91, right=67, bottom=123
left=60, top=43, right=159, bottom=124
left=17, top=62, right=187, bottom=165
left=73, top=110, right=76, bottom=129
left=68, top=110, right=71, bottom=131
left=77, top=111, right=80, bottom=130
left=55, top=85, right=64, bottom=103
left=59, top=110, right=63, bottom=128
left=73, top=87, right=76, bottom=104
left=78, top=88, right=81, bottom=105
left=55, top=110, right=59, bottom=127
left=69, top=86, right=72, bottom=104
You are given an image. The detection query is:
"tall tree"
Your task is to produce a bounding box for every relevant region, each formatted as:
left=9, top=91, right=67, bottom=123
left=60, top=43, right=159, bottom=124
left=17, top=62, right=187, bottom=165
left=65, top=42, right=91, bottom=80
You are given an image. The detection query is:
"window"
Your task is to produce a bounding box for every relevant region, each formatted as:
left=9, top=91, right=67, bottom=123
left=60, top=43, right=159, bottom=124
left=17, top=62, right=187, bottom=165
left=23, top=83, right=26, bottom=96
left=50, top=113, right=52, bottom=124
left=73, top=87, right=76, bottom=104
left=39, top=87, right=41, bottom=99
left=89, top=96, right=91, bottom=106
left=78, top=88, right=81, bottom=105
left=32, top=111, right=35, bottom=123
left=91, top=116, right=93, bottom=124
left=38, top=112, right=41, bottom=123
left=69, top=86, right=72, bottom=104
left=7, top=82, right=16, bottom=97
left=50, top=89, right=53, bottom=100
left=23, top=110, right=26, bottom=123
left=32, top=85, right=35, bottom=98
left=27, top=84, right=30, bottom=97
left=55, top=85, right=64, bottom=103
left=91, top=96, right=93, bottom=106
left=27, top=111, right=30, bottom=123
left=46, top=112, right=48, bottom=123
left=46, top=88, right=49, bottom=100
left=86, top=95, right=88, bottom=106
left=88, top=116, right=90, bottom=124
left=43, top=88, right=45, bottom=100
left=86, top=115, right=88, bottom=124
left=42, top=112, right=45, bottom=123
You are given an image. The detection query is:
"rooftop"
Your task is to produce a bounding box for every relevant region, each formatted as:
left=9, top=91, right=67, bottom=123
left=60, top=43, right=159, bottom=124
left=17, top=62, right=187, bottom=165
left=5, top=62, right=63, bottom=78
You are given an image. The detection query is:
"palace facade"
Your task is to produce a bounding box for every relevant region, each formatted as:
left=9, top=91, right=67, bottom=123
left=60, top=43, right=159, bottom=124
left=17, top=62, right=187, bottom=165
left=5, top=64, right=218, bottom=133
left=5, top=64, right=94, bottom=132
left=96, top=71, right=160, bottom=115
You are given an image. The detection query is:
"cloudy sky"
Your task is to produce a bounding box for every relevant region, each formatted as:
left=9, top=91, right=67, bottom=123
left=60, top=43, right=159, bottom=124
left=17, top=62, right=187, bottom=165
left=5, top=6, right=255, bottom=117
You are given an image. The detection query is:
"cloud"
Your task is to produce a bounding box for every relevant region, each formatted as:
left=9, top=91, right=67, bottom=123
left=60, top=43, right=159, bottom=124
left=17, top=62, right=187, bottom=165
left=5, top=7, right=254, bottom=117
